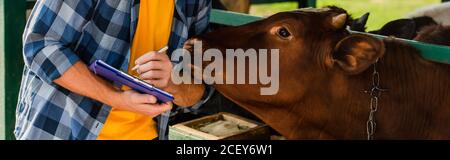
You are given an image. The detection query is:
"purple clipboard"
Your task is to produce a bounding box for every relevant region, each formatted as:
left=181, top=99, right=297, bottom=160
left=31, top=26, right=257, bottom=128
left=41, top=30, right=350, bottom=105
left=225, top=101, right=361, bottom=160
left=89, top=60, right=174, bottom=103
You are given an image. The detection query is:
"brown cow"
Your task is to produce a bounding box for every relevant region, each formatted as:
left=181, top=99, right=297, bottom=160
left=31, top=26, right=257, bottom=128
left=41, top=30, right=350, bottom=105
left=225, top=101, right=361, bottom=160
left=167, top=7, right=450, bottom=139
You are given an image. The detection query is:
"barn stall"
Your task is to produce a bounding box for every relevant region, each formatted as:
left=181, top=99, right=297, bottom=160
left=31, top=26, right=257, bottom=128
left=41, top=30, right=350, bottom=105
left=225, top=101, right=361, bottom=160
left=1, top=0, right=449, bottom=140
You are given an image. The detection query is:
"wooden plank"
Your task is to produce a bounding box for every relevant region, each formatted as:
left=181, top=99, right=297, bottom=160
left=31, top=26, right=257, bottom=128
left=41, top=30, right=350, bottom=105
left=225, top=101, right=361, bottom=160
left=171, top=125, right=221, bottom=140
left=222, top=114, right=258, bottom=128
left=169, top=112, right=270, bottom=140
left=0, top=0, right=26, bottom=140
left=168, top=127, right=207, bottom=140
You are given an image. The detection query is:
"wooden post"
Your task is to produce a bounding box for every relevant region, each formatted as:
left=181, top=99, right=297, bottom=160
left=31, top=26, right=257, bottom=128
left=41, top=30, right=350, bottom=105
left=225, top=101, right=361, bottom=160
left=0, top=0, right=26, bottom=140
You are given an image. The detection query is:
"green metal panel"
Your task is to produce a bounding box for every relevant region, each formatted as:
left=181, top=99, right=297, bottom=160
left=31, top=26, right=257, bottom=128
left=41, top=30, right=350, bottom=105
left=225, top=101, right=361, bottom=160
left=0, top=0, right=4, bottom=140
left=0, top=0, right=26, bottom=140
left=298, top=0, right=317, bottom=7
left=211, top=9, right=263, bottom=26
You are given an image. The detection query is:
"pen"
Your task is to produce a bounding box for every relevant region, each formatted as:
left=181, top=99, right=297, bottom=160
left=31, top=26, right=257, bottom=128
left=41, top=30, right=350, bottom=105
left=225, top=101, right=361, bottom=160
left=132, top=46, right=169, bottom=71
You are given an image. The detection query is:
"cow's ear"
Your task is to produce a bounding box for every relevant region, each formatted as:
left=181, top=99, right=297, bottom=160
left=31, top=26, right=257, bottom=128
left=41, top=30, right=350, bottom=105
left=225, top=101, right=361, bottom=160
left=332, top=34, right=385, bottom=75
left=349, top=13, right=370, bottom=32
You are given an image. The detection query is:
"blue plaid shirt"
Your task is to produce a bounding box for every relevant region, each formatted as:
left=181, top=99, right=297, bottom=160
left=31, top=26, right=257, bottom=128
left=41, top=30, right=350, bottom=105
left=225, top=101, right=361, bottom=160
left=15, top=0, right=213, bottom=140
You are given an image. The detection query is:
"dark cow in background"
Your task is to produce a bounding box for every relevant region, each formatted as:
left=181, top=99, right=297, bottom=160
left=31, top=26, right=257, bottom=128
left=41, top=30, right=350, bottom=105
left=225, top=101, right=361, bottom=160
left=415, top=25, right=450, bottom=46
left=172, top=7, right=450, bottom=139
left=369, top=16, right=438, bottom=39
left=368, top=16, right=450, bottom=46
left=369, top=2, right=450, bottom=44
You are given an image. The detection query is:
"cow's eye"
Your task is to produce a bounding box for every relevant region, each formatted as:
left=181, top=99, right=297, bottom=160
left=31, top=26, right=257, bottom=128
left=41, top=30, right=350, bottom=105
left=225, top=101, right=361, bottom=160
left=277, top=27, right=291, bottom=39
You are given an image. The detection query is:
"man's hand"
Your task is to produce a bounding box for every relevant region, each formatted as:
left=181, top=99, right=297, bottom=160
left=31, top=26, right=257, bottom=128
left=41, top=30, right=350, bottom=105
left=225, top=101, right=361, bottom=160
left=54, top=61, right=172, bottom=118
left=114, top=90, right=172, bottom=117
left=133, top=50, right=206, bottom=107
left=135, top=51, right=173, bottom=89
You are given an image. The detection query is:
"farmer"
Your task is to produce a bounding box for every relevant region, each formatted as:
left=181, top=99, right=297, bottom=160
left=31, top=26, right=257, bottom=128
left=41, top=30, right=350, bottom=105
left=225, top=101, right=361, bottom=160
left=15, top=0, right=213, bottom=140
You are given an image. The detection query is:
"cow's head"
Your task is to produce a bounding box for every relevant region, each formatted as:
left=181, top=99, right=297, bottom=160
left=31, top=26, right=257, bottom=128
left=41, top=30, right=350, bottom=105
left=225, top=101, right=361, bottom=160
left=182, top=7, right=385, bottom=108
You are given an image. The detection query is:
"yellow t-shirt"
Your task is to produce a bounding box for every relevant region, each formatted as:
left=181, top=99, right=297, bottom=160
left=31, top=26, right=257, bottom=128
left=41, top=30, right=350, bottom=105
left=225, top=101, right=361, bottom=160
left=97, top=0, right=175, bottom=140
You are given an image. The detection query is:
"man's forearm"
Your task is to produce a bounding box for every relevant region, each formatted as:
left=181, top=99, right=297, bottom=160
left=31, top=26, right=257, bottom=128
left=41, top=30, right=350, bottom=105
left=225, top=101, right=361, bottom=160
left=165, top=80, right=205, bottom=107
left=54, top=60, right=205, bottom=108
left=54, top=61, right=121, bottom=107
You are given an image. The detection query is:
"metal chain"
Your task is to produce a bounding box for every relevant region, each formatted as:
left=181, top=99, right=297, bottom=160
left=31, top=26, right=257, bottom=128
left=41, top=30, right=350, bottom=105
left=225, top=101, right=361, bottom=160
left=365, top=59, right=387, bottom=140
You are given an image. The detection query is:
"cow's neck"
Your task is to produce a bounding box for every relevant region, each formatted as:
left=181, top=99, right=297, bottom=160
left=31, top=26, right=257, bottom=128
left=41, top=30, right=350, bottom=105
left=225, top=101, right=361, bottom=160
left=224, top=40, right=450, bottom=140
left=355, top=39, right=450, bottom=139
left=306, top=39, right=450, bottom=139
